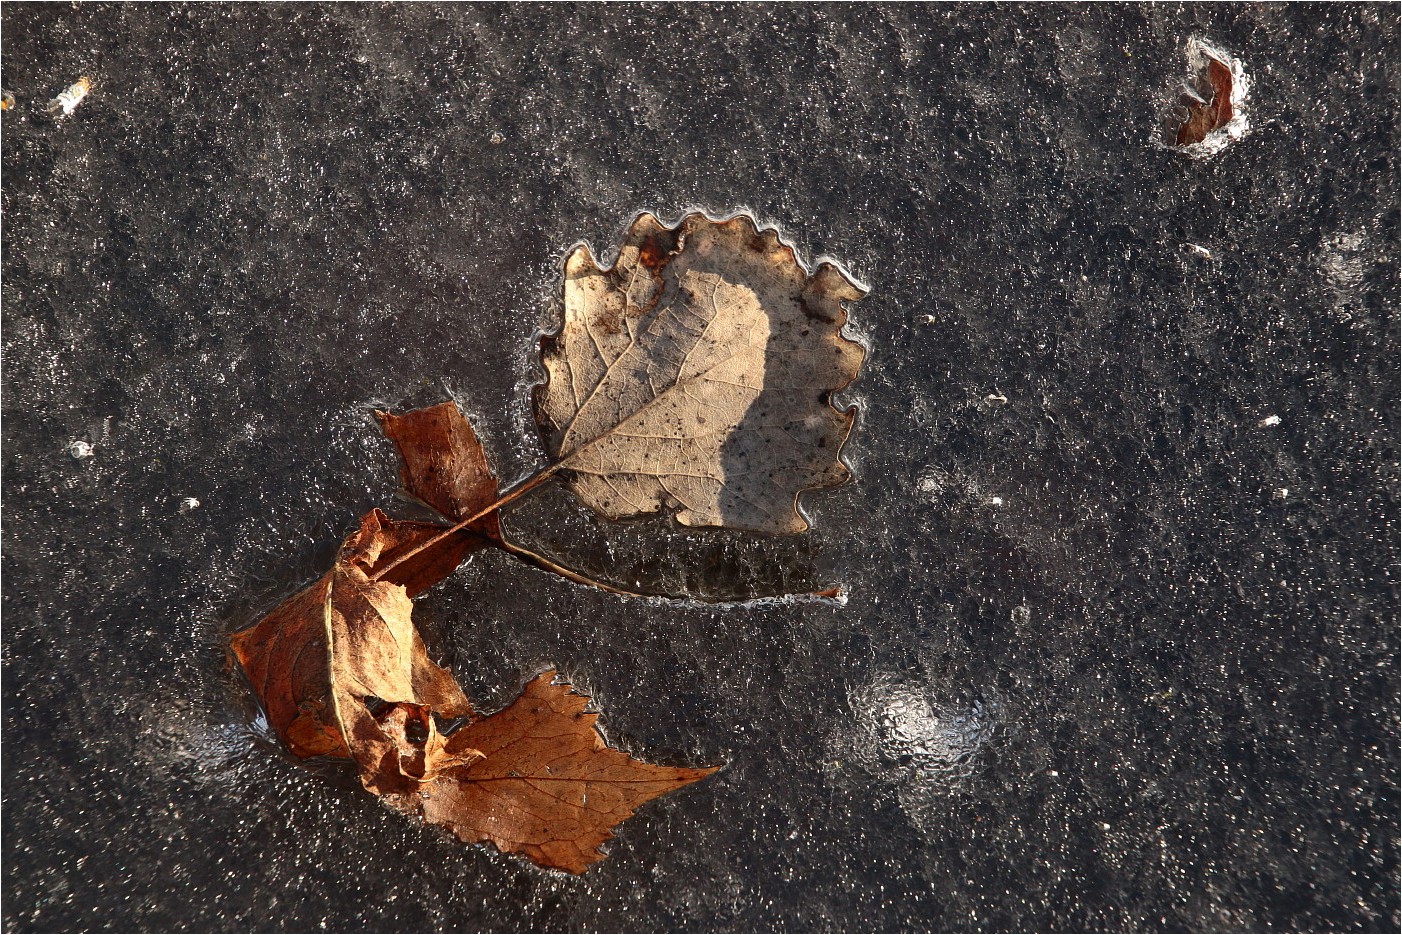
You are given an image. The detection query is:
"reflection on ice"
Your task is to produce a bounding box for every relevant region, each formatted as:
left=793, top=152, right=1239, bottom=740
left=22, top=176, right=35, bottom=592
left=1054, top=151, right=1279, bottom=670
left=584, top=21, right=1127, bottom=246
left=837, top=672, right=1000, bottom=830
left=136, top=700, right=255, bottom=786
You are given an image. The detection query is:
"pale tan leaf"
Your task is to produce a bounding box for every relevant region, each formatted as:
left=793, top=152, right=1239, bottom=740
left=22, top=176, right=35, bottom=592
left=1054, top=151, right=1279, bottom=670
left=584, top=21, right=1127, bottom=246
left=536, top=212, right=866, bottom=534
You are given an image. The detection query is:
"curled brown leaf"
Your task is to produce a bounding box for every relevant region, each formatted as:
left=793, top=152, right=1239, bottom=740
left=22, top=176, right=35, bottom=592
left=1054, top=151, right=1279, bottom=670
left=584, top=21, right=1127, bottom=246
left=232, top=509, right=717, bottom=872
left=230, top=509, right=476, bottom=788
left=1177, top=54, right=1234, bottom=146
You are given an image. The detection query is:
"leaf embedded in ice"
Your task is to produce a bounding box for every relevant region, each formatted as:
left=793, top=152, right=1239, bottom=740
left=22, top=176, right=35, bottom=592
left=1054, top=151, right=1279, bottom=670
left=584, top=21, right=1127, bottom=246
left=1177, top=54, right=1234, bottom=146
left=230, top=509, right=477, bottom=791
left=392, top=671, right=718, bottom=874
left=229, top=211, right=871, bottom=869
left=535, top=212, right=866, bottom=534
left=374, top=402, right=502, bottom=542
left=232, top=507, right=718, bottom=870
left=1172, top=39, right=1248, bottom=153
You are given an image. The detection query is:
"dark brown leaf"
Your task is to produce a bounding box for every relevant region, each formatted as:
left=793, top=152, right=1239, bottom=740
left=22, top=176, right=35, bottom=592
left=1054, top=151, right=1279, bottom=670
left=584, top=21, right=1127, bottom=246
left=375, top=402, right=501, bottom=540
left=1177, top=54, right=1235, bottom=146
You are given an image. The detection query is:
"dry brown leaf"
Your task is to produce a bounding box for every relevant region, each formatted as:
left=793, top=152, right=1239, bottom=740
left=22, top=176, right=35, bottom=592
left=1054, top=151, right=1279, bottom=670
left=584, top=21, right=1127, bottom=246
left=233, top=503, right=716, bottom=871
left=231, top=509, right=477, bottom=789
left=374, top=402, right=502, bottom=541
left=1176, top=53, right=1234, bottom=146
left=535, top=212, right=866, bottom=534
left=392, top=671, right=718, bottom=874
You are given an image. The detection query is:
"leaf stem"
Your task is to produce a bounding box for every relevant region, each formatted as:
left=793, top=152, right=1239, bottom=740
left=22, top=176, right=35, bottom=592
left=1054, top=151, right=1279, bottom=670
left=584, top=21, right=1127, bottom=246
left=495, top=539, right=647, bottom=598
left=369, top=463, right=563, bottom=582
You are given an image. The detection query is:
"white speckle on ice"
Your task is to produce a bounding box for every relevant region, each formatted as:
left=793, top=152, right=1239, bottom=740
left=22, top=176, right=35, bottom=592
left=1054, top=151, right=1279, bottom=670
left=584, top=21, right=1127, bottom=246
left=989, top=496, right=1004, bottom=507
left=916, top=472, right=943, bottom=498
left=179, top=497, right=201, bottom=513
left=1258, top=414, right=1282, bottom=427
left=1186, top=243, right=1213, bottom=259
left=67, top=440, right=94, bottom=459
left=1273, top=488, right=1290, bottom=500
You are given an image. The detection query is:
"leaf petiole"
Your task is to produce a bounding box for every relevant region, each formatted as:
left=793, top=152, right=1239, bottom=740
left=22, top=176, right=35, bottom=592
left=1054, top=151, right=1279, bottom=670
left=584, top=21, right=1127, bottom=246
left=368, top=463, right=563, bottom=583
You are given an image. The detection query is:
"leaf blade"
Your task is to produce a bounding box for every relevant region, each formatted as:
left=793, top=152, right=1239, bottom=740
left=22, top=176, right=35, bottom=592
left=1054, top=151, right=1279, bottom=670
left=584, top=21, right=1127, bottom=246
left=374, top=402, right=502, bottom=539
left=537, top=212, right=866, bottom=534
left=230, top=510, right=475, bottom=790
left=404, top=671, right=718, bottom=874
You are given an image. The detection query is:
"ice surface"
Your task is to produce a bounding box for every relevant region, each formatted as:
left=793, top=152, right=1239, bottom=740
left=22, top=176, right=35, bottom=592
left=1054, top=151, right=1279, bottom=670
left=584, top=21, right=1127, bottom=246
left=2, top=4, right=1397, bottom=932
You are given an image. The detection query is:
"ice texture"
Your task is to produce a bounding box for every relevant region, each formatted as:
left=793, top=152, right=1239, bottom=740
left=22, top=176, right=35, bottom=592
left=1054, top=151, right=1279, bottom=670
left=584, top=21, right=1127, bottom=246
left=2, top=4, right=1397, bottom=932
